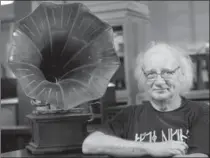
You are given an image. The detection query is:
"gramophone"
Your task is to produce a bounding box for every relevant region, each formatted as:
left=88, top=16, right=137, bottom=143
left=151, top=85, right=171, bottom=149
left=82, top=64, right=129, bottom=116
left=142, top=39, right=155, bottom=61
left=8, top=2, right=120, bottom=154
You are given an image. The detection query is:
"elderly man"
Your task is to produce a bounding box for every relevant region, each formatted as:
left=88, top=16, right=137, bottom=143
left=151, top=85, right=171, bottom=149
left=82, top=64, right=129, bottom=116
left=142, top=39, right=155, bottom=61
left=82, top=43, right=209, bottom=158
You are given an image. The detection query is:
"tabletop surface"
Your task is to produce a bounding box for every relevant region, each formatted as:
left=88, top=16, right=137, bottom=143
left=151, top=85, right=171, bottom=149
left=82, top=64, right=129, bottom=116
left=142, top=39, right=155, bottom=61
left=1, top=149, right=110, bottom=158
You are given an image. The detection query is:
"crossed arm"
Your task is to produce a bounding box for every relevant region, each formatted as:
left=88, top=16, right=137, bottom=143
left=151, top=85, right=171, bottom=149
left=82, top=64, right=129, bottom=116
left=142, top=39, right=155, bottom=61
left=82, top=131, right=208, bottom=158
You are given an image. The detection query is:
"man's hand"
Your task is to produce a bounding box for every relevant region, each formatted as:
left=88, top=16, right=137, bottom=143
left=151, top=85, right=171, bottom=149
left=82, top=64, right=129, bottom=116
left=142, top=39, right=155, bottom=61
left=145, top=141, right=188, bottom=157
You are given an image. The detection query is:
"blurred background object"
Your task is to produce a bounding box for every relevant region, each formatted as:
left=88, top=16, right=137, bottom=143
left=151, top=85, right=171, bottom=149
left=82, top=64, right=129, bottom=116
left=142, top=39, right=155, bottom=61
left=1, top=1, right=14, bottom=6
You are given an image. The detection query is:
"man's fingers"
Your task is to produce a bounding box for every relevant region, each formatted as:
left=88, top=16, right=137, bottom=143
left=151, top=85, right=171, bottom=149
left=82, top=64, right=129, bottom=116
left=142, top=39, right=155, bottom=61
left=173, top=155, right=182, bottom=158
left=175, top=141, right=188, bottom=151
left=181, top=142, right=188, bottom=149
left=177, top=147, right=186, bottom=155
left=173, top=154, right=184, bottom=158
left=172, top=149, right=183, bottom=156
left=172, top=141, right=188, bottom=156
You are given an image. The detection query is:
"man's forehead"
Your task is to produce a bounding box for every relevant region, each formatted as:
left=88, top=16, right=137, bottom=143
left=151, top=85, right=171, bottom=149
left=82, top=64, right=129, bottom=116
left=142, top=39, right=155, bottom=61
left=143, top=49, right=179, bottom=70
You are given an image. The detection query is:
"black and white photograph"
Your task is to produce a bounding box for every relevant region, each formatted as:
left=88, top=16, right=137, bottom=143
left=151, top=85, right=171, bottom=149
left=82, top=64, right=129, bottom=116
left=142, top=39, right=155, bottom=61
left=0, top=1, right=209, bottom=158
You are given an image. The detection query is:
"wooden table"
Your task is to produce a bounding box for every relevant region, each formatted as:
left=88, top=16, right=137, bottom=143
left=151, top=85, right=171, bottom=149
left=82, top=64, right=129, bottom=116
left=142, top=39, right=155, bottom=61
left=1, top=149, right=110, bottom=158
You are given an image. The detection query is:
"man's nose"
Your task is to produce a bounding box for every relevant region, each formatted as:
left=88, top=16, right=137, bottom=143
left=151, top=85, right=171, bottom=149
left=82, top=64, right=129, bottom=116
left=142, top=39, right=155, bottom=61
left=154, top=74, right=165, bottom=84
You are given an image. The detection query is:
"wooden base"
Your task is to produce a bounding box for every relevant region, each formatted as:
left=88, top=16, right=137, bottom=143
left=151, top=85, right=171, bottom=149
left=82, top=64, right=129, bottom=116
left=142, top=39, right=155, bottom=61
left=25, top=112, right=91, bottom=155
left=26, top=143, right=81, bottom=154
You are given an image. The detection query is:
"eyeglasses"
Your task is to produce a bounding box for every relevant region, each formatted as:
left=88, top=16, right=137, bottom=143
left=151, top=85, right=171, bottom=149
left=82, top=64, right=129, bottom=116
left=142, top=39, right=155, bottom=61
left=142, top=66, right=180, bottom=81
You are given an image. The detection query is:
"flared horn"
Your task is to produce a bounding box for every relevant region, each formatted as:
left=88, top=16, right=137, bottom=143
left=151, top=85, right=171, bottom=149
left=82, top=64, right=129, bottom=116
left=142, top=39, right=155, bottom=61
left=8, top=2, right=120, bottom=109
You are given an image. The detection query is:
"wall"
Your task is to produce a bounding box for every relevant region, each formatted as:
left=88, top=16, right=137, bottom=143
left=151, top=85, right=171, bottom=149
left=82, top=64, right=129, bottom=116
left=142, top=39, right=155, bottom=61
left=15, top=1, right=34, bottom=125
left=193, top=1, right=209, bottom=43
left=148, top=1, right=209, bottom=50
left=1, top=1, right=32, bottom=78
left=0, top=31, right=11, bottom=76
left=0, top=3, right=14, bottom=75
left=1, top=1, right=33, bottom=125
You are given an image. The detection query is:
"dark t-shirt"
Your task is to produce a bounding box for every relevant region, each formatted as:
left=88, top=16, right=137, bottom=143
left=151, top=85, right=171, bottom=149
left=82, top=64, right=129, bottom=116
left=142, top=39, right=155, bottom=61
left=98, top=98, right=209, bottom=157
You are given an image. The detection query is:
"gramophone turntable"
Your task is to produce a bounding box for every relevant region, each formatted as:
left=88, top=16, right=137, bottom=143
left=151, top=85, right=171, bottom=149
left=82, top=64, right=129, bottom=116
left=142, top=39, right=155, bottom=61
left=8, top=2, right=120, bottom=154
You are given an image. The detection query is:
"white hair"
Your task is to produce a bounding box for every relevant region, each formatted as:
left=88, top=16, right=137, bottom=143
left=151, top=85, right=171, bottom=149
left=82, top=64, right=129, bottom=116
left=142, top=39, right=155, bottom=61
left=134, top=42, right=194, bottom=95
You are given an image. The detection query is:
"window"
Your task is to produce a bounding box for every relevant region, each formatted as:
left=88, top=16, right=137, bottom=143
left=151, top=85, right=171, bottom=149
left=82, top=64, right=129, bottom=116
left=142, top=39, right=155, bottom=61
left=190, top=45, right=209, bottom=90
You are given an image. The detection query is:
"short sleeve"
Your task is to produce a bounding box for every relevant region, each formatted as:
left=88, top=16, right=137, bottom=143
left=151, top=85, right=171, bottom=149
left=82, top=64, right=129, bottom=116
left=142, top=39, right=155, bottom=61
left=97, top=106, right=136, bottom=138
left=187, top=103, right=209, bottom=155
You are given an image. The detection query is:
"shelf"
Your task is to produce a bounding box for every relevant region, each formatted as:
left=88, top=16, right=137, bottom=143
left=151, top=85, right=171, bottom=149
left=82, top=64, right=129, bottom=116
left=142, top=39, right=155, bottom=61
left=92, top=114, right=102, bottom=118
left=106, top=105, right=129, bottom=110
left=183, top=89, right=209, bottom=100
left=1, top=98, right=18, bottom=105
left=1, top=125, right=31, bottom=135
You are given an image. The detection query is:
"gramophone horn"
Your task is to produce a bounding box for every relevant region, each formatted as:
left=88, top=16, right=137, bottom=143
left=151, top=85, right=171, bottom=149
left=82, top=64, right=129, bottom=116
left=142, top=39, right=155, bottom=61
left=8, top=2, right=120, bottom=109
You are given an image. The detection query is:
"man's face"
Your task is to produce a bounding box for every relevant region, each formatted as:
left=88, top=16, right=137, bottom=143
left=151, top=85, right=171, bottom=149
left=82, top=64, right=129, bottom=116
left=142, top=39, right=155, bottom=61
left=143, top=51, right=181, bottom=101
